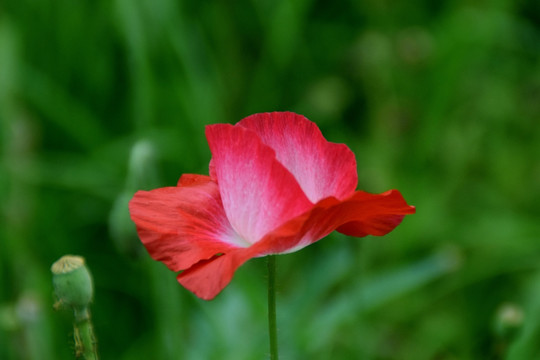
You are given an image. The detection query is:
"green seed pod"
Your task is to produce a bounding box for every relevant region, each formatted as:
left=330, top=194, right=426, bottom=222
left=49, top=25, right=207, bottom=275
left=51, top=255, right=93, bottom=309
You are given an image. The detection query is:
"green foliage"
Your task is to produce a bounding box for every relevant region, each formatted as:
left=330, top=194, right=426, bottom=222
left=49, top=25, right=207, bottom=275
left=1, top=0, right=539, bottom=359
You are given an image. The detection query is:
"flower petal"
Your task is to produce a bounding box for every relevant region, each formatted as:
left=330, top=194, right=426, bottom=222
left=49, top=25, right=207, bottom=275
left=252, top=189, right=416, bottom=255
left=335, top=190, right=415, bottom=237
left=129, top=174, right=245, bottom=272
left=177, top=189, right=415, bottom=300
left=177, top=249, right=254, bottom=300
left=237, top=112, right=358, bottom=202
left=205, top=123, right=313, bottom=244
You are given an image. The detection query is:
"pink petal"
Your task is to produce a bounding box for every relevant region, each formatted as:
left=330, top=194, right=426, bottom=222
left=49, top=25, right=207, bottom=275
left=237, top=112, right=358, bottom=202
left=177, top=189, right=415, bottom=300
left=205, top=123, right=313, bottom=244
left=129, top=174, right=245, bottom=272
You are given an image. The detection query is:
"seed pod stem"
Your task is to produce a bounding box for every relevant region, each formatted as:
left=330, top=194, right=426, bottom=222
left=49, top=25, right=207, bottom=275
left=52, top=255, right=98, bottom=360
left=73, top=307, right=97, bottom=360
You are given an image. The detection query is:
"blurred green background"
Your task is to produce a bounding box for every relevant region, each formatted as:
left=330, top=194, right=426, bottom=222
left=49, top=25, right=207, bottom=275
left=1, top=0, right=539, bottom=359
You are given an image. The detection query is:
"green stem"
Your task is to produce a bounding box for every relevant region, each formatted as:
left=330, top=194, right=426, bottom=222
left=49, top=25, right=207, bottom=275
left=267, top=256, right=279, bottom=360
left=73, top=308, right=98, bottom=360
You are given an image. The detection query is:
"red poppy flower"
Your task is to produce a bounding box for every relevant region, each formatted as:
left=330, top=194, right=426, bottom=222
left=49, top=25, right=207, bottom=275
left=129, top=112, right=415, bottom=300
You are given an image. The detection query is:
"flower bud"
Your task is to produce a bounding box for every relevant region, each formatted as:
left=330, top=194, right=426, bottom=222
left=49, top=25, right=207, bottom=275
left=109, top=139, right=159, bottom=257
left=494, top=303, right=524, bottom=339
left=127, top=139, right=159, bottom=191
left=51, top=255, right=93, bottom=309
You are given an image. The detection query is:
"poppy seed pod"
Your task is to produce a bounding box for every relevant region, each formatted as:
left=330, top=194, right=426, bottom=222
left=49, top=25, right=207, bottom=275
left=51, top=255, right=93, bottom=309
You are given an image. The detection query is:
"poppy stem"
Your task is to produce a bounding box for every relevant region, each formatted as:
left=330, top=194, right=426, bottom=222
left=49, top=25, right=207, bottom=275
left=267, top=255, right=279, bottom=360
left=73, top=307, right=98, bottom=360
left=51, top=255, right=99, bottom=360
